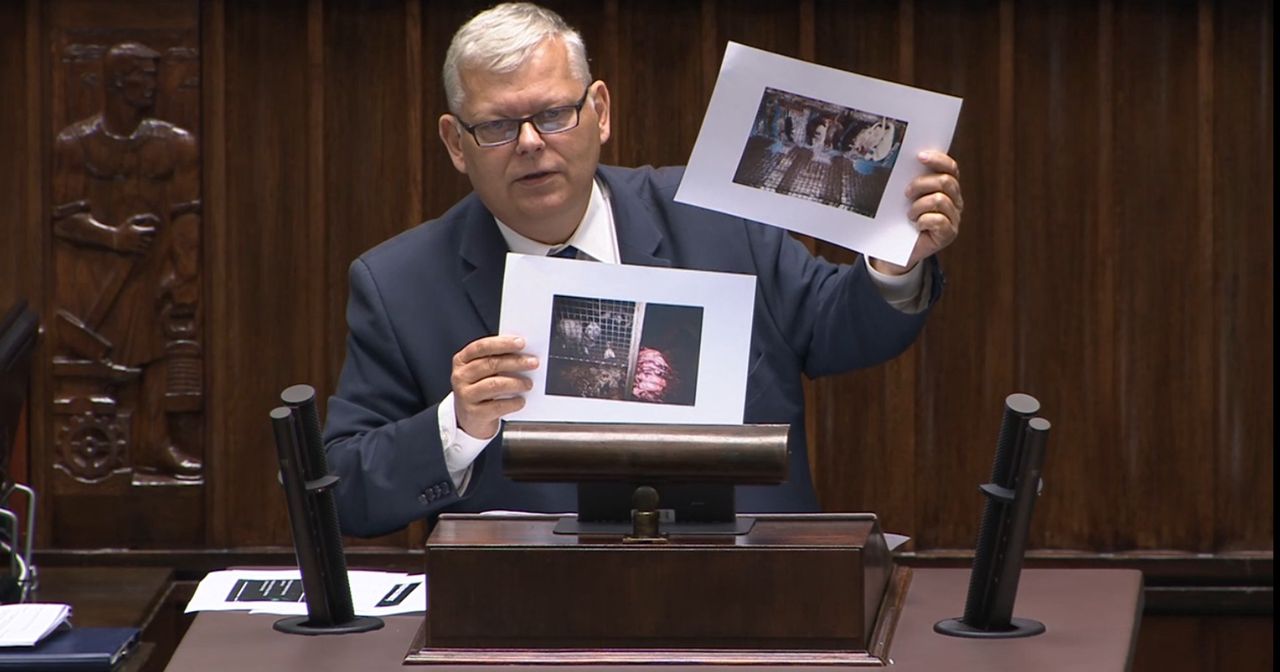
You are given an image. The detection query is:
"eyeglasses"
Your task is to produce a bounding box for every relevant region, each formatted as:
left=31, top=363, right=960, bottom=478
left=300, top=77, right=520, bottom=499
left=457, top=87, right=591, bottom=147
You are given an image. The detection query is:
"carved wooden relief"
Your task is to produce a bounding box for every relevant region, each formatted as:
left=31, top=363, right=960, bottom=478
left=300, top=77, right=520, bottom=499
left=50, top=35, right=203, bottom=487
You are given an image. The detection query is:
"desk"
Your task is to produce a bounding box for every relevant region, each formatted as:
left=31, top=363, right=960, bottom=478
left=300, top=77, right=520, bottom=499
left=164, top=569, right=1141, bottom=671
left=33, top=566, right=173, bottom=629
left=889, top=569, right=1141, bottom=671
left=31, top=566, right=173, bottom=672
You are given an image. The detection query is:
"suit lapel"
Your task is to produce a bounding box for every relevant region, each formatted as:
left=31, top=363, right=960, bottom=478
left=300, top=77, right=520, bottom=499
left=598, top=166, right=672, bottom=269
left=458, top=198, right=508, bottom=334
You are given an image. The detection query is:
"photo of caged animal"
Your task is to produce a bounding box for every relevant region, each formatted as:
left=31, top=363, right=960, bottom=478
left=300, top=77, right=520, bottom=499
left=544, top=295, right=703, bottom=406
left=546, top=296, right=637, bottom=401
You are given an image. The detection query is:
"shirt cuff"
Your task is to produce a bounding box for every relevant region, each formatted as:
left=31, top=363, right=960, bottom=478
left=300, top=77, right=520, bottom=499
left=864, top=255, right=930, bottom=314
left=438, top=392, right=495, bottom=493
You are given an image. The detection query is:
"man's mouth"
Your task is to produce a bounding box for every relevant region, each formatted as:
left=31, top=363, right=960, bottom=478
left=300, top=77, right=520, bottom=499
left=517, top=170, right=556, bottom=183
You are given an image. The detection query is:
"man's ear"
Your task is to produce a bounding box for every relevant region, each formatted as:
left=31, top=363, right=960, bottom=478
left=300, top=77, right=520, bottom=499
left=438, top=114, right=469, bottom=174
left=590, top=80, right=611, bottom=145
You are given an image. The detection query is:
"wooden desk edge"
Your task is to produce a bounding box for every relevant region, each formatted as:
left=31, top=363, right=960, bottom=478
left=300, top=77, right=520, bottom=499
left=403, top=566, right=912, bottom=667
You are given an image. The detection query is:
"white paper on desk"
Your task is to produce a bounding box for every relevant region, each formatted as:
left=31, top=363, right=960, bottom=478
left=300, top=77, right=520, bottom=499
left=0, top=603, right=71, bottom=646
left=499, top=253, right=755, bottom=424
left=185, top=569, right=425, bottom=616
left=675, top=42, right=963, bottom=266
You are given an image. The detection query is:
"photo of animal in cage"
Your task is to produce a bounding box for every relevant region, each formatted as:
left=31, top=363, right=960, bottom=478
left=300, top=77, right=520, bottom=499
left=545, top=295, right=703, bottom=406
left=732, top=86, right=908, bottom=218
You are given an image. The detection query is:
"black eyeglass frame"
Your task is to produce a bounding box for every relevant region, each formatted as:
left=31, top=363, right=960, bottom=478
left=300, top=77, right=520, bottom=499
left=456, top=87, right=592, bottom=148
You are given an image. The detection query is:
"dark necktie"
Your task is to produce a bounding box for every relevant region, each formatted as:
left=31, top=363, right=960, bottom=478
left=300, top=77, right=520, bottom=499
left=548, top=245, right=580, bottom=260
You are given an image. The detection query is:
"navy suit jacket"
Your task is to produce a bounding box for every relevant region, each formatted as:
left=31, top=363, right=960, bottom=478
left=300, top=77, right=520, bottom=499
left=323, top=165, right=942, bottom=537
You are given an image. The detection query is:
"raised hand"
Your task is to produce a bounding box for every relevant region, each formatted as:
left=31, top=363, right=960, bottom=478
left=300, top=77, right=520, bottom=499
left=450, top=334, right=538, bottom=439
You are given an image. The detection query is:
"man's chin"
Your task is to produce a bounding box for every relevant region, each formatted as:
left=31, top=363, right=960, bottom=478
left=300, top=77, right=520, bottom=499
left=502, top=195, right=581, bottom=233
left=509, top=183, right=571, bottom=212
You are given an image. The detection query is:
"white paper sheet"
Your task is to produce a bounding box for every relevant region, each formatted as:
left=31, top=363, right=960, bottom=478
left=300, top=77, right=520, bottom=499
left=499, top=254, right=755, bottom=424
left=676, top=42, right=963, bottom=266
left=0, top=603, right=71, bottom=646
left=184, top=569, right=425, bottom=616
left=885, top=533, right=911, bottom=552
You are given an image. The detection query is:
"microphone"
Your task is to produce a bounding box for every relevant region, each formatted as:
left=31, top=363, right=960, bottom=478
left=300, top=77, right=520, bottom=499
left=269, top=384, right=382, bottom=635
left=935, top=393, right=1051, bottom=639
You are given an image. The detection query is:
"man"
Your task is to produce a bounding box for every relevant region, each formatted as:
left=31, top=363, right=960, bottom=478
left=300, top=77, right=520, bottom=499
left=323, top=3, right=963, bottom=537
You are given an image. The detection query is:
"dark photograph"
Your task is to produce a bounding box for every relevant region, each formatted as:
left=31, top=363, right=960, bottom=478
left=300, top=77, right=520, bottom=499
left=545, top=295, right=703, bottom=406
left=732, top=87, right=908, bottom=218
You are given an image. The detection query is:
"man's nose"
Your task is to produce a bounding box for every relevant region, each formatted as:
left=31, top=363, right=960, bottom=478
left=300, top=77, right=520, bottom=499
left=514, top=120, right=545, bottom=154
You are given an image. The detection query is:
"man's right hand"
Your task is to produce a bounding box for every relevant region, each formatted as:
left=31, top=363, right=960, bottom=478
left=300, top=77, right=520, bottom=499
left=451, top=335, right=538, bottom=439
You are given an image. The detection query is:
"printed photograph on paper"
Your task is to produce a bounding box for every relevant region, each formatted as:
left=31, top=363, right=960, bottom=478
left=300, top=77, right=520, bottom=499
left=675, top=42, right=962, bottom=266
left=545, top=295, right=703, bottom=407
left=498, top=253, right=753, bottom=425
left=732, top=87, right=908, bottom=218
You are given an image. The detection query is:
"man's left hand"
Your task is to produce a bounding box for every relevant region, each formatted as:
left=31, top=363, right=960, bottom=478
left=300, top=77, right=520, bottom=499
left=871, top=150, right=963, bottom=274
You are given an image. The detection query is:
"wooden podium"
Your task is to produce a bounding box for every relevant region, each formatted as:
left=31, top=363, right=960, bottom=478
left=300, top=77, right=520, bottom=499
left=406, top=513, right=908, bottom=666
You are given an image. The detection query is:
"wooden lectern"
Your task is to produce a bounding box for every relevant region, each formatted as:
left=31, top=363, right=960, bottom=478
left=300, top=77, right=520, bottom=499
left=406, top=422, right=911, bottom=665
left=407, top=512, right=908, bottom=665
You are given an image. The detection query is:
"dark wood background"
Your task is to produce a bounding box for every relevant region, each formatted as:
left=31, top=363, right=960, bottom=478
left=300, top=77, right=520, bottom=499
left=1, top=1, right=1271, bottom=670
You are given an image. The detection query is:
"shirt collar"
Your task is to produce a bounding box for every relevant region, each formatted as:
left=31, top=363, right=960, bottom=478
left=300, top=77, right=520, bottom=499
left=494, top=178, right=618, bottom=263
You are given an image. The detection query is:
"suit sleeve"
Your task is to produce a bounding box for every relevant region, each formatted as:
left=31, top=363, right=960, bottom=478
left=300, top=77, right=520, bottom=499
left=746, top=223, right=943, bottom=378
left=322, top=258, right=464, bottom=537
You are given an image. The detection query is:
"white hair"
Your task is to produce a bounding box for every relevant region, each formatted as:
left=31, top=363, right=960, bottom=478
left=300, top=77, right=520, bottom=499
left=443, top=2, right=591, bottom=114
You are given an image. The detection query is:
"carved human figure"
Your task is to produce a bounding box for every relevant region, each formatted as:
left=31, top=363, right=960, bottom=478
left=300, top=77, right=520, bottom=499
left=51, top=42, right=202, bottom=479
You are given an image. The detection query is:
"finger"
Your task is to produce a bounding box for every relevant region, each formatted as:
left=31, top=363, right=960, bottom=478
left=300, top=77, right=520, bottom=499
left=462, top=395, right=527, bottom=425
left=905, top=173, right=964, bottom=210
left=916, top=150, right=959, bottom=177
left=913, top=212, right=957, bottom=238
left=480, top=395, right=527, bottom=418
left=454, top=335, right=526, bottom=367
left=456, top=393, right=527, bottom=439
left=456, top=373, right=533, bottom=405
left=453, top=353, right=538, bottom=388
left=908, top=191, right=962, bottom=226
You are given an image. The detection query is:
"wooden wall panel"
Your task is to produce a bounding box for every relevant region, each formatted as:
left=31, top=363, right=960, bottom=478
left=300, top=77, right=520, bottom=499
left=202, top=0, right=227, bottom=545
left=813, top=1, right=906, bottom=81
left=613, top=0, right=706, bottom=169
left=911, top=0, right=1009, bottom=550
left=0, top=3, right=33, bottom=317
left=317, top=0, right=425, bottom=550
left=419, top=0, right=489, bottom=226
left=320, top=0, right=420, bottom=444
left=214, top=0, right=315, bottom=547
left=1211, top=0, right=1273, bottom=551
left=0, top=1, right=39, bottom=506
left=1013, top=2, right=1119, bottom=550
left=1134, top=614, right=1275, bottom=672
left=714, top=0, right=804, bottom=60
left=1112, top=1, right=1215, bottom=551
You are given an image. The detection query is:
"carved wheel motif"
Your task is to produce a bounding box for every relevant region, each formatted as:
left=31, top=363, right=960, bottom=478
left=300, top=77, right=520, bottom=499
left=54, top=410, right=131, bottom=482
